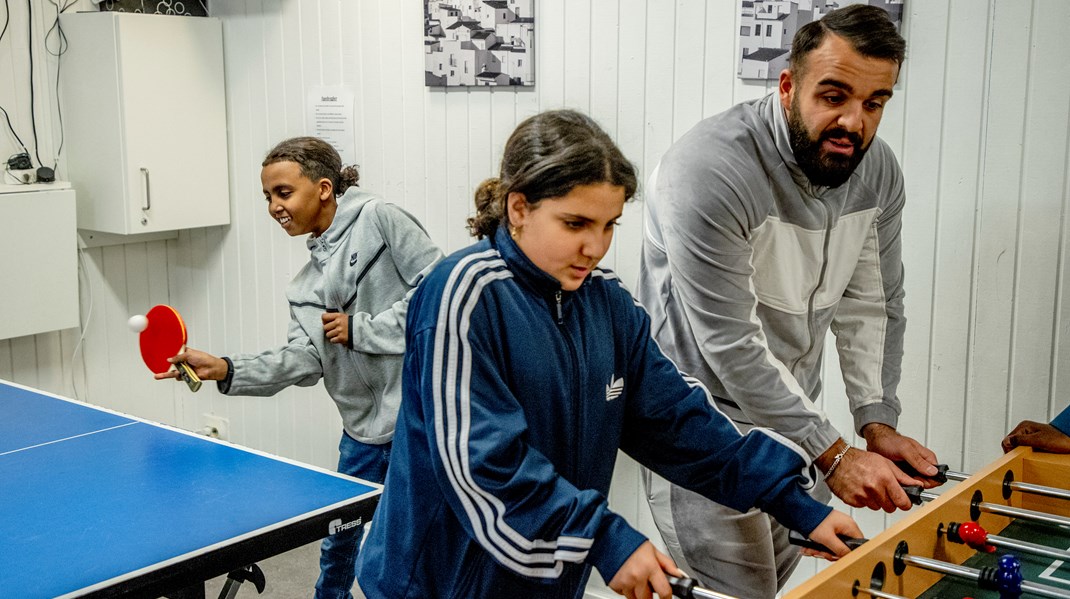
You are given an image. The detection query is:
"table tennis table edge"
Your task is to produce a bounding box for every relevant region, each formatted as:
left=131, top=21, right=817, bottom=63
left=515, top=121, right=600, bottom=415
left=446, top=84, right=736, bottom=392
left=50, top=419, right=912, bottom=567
left=2, top=378, right=384, bottom=598
left=0, top=378, right=381, bottom=485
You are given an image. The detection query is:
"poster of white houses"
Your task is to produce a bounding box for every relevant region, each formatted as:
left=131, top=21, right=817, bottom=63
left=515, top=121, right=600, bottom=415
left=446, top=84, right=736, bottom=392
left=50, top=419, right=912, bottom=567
left=425, top=0, right=535, bottom=87
left=739, top=0, right=904, bottom=80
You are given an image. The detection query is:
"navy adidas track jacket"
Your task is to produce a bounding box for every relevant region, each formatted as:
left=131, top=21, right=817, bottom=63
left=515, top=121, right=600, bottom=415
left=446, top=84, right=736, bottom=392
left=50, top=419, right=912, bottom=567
left=356, top=226, right=832, bottom=599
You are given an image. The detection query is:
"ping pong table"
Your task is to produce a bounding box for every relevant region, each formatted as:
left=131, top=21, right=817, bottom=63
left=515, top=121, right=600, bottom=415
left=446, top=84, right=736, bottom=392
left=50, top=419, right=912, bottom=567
left=0, top=379, right=381, bottom=598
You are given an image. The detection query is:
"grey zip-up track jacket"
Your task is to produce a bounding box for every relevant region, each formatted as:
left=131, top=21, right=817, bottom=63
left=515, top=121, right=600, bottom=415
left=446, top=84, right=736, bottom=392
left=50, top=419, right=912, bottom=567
left=637, top=93, right=906, bottom=459
left=222, top=188, right=443, bottom=444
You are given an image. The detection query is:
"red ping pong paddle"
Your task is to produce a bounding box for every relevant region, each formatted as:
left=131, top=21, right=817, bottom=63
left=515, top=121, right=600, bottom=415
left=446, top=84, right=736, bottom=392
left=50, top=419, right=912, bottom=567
left=139, top=304, right=202, bottom=392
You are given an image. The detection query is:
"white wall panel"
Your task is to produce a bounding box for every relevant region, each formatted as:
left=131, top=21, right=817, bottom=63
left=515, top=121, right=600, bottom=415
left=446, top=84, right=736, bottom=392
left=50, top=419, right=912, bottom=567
left=895, top=1, right=948, bottom=457
left=1007, top=0, right=1070, bottom=440
left=672, top=0, right=706, bottom=140
left=967, top=0, right=1029, bottom=471
left=2, top=1, right=1070, bottom=596
left=924, top=1, right=989, bottom=475
left=612, top=0, right=647, bottom=280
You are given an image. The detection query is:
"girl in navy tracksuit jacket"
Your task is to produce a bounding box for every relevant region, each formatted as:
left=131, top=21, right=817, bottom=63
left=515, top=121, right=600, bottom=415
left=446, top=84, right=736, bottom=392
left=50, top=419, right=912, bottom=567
left=356, top=110, right=860, bottom=599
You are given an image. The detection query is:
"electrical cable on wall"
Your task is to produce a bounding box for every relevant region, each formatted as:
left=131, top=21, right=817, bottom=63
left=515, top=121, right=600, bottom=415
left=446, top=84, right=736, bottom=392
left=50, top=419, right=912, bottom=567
left=0, top=0, right=33, bottom=164
left=3, top=154, right=33, bottom=184
left=69, top=245, right=95, bottom=402
left=27, top=0, right=44, bottom=168
left=1, top=108, right=29, bottom=157
left=44, top=0, right=75, bottom=175
left=0, top=0, right=8, bottom=40
left=1, top=0, right=74, bottom=182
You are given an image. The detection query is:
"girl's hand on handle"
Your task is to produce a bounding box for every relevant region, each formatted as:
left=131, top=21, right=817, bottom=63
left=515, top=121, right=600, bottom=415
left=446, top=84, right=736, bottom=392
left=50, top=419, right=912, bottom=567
left=801, top=510, right=864, bottom=561
left=609, top=540, right=684, bottom=599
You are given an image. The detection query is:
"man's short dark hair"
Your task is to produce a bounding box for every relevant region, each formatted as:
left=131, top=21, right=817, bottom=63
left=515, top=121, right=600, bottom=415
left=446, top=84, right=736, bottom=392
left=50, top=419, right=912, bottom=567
left=789, top=5, right=906, bottom=75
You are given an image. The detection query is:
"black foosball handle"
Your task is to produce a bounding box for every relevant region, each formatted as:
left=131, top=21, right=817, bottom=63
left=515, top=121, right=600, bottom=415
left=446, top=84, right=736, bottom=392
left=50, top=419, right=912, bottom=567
left=668, top=575, right=696, bottom=598
left=895, top=461, right=950, bottom=484
left=666, top=575, right=739, bottom=599
left=788, top=530, right=868, bottom=554
left=902, top=484, right=925, bottom=505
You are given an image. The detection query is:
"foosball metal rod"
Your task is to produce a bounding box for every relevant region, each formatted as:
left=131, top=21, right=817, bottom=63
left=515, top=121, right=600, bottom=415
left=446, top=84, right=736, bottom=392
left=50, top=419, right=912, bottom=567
left=977, top=501, right=1070, bottom=529
left=986, top=534, right=1070, bottom=562
left=938, top=469, right=1070, bottom=502
left=1006, top=480, right=1070, bottom=503
left=897, top=553, right=1070, bottom=599
left=852, top=586, right=909, bottom=599
left=909, top=489, right=1070, bottom=529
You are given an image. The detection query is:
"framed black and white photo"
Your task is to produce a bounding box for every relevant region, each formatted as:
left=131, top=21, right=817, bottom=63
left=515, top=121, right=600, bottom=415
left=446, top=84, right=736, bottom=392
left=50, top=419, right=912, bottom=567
left=738, top=0, right=904, bottom=80
left=425, top=0, right=535, bottom=87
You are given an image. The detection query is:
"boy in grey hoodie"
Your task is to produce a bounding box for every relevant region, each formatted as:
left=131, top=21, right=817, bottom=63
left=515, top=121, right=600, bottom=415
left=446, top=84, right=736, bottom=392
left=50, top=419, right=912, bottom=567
left=158, top=137, right=442, bottom=599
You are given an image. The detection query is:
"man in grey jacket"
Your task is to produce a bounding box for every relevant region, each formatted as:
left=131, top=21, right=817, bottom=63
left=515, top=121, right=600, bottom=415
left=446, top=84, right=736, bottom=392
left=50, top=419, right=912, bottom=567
left=636, top=6, right=940, bottom=596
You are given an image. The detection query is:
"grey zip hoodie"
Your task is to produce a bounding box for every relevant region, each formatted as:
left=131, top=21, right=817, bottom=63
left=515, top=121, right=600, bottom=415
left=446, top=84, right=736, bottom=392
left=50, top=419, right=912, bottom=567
left=222, top=187, right=443, bottom=444
left=636, top=92, right=906, bottom=459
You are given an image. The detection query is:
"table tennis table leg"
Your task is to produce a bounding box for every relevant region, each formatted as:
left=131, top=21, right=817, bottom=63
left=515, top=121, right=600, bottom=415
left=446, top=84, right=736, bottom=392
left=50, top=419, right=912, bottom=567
left=218, top=563, right=266, bottom=599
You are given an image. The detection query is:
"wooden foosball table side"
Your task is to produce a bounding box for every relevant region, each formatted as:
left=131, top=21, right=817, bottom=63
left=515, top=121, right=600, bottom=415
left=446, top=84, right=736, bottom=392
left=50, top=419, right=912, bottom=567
left=785, top=447, right=1070, bottom=599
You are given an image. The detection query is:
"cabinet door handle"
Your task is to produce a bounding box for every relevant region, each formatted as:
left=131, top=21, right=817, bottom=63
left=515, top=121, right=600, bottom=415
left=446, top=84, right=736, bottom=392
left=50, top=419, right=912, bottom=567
left=140, top=167, right=151, bottom=211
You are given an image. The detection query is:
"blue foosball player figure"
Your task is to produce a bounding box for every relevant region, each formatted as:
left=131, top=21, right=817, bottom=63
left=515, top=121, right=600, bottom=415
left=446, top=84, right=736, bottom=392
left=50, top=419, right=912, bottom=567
left=996, top=554, right=1024, bottom=599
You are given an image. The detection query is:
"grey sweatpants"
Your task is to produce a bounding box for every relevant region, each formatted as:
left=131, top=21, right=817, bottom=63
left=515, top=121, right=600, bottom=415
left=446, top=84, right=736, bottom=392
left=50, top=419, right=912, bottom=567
left=642, top=468, right=831, bottom=599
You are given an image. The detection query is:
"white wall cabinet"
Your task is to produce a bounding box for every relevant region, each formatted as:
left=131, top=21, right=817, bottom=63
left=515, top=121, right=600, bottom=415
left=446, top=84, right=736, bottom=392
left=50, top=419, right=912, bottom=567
left=0, top=184, right=79, bottom=340
left=59, top=12, right=230, bottom=235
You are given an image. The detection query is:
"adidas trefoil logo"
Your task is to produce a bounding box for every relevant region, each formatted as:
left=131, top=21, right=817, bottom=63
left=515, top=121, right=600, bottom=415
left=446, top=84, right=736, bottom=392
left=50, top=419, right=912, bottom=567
left=605, top=376, right=624, bottom=402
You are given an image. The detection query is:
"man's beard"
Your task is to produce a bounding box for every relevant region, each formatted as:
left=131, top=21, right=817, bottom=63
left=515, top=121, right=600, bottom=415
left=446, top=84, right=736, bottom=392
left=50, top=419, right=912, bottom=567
left=787, top=101, right=868, bottom=189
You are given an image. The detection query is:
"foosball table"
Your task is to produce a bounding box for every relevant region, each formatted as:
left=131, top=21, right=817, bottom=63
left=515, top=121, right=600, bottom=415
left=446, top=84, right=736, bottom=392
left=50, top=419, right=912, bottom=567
left=785, top=446, right=1070, bottom=599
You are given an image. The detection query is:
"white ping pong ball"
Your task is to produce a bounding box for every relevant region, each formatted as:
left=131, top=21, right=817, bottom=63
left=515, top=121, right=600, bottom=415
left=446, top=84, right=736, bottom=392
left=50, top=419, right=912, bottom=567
left=128, top=314, right=148, bottom=333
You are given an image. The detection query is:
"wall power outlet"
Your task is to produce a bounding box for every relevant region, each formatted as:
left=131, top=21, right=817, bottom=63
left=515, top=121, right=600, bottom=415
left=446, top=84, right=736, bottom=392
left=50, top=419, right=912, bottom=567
left=201, top=413, right=229, bottom=440
left=6, top=168, right=36, bottom=184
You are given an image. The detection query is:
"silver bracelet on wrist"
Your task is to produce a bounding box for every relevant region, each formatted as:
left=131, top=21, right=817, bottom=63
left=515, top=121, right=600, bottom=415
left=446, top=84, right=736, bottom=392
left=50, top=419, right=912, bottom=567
left=824, top=443, right=851, bottom=479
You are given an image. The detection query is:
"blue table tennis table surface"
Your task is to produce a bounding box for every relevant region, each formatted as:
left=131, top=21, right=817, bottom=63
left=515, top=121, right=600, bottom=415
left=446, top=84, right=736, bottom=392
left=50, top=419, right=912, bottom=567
left=0, top=380, right=381, bottom=598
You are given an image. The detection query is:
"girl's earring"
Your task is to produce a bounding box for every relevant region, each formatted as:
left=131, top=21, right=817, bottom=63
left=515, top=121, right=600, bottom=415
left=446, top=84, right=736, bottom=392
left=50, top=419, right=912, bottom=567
left=510, top=225, right=519, bottom=239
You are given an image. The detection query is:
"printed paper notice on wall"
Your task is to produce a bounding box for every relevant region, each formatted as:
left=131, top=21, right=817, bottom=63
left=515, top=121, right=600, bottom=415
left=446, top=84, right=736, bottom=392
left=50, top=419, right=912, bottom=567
left=306, top=86, right=356, bottom=165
